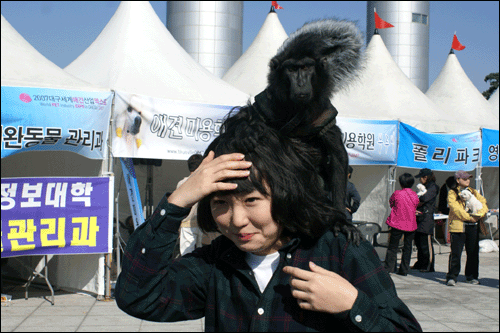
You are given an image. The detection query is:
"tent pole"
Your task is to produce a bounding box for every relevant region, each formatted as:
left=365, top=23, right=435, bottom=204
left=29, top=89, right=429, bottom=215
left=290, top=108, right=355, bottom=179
left=476, top=129, right=484, bottom=196
left=476, top=160, right=483, bottom=196
left=102, top=91, right=116, bottom=301
left=387, top=166, right=397, bottom=228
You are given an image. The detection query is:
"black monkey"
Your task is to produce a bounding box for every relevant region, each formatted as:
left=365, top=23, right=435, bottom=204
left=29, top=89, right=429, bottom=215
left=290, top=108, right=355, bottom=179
left=219, top=19, right=364, bottom=244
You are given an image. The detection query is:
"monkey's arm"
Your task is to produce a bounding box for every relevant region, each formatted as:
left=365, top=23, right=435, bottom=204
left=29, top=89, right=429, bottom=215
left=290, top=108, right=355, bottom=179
left=333, top=223, right=362, bottom=246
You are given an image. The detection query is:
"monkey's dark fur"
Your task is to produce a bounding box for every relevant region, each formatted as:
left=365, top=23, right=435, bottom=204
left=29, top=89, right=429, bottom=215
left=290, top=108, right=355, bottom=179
left=217, top=19, right=364, bottom=244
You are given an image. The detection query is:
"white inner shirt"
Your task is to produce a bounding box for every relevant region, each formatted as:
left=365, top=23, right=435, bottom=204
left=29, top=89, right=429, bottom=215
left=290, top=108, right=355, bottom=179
left=245, top=251, right=281, bottom=293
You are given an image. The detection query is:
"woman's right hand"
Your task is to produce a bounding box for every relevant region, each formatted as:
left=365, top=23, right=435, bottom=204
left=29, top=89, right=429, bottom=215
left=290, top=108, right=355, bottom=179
left=167, top=151, right=252, bottom=208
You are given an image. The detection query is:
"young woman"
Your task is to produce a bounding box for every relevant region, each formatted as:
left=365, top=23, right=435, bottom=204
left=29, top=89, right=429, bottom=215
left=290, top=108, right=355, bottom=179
left=115, top=121, right=421, bottom=331
left=384, top=173, right=420, bottom=276
left=446, top=171, right=488, bottom=286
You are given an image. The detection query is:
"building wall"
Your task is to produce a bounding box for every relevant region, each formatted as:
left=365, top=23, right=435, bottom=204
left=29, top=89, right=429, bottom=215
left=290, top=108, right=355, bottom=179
left=367, top=1, right=430, bottom=92
left=167, top=1, right=243, bottom=78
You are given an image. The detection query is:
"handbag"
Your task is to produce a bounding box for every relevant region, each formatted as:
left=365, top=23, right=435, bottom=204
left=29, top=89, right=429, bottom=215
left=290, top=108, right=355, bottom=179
left=478, top=217, right=488, bottom=236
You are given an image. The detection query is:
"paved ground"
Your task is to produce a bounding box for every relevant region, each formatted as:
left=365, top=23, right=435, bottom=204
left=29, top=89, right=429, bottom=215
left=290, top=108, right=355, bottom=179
left=2, top=242, right=498, bottom=332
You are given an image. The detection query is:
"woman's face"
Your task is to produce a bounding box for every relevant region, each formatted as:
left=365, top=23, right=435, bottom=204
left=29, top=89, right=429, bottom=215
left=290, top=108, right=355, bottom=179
left=210, top=190, right=285, bottom=256
left=419, top=176, right=428, bottom=185
left=456, top=177, right=470, bottom=188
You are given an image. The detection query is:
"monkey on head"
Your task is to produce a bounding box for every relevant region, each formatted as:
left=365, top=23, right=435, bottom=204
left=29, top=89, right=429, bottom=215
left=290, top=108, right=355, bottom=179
left=216, top=19, right=364, bottom=244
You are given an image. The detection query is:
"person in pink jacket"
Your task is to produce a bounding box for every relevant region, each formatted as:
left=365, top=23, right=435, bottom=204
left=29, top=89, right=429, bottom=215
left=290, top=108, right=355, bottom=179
left=384, top=173, right=420, bottom=276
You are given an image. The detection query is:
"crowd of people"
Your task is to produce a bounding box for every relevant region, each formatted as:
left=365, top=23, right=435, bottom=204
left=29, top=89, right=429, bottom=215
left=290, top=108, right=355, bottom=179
left=383, top=168, right=489, bottom=287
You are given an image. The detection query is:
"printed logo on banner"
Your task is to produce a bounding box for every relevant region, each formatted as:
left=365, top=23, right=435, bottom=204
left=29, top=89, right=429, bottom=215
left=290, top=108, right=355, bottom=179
left=398, top=123, right=482, bottom=171
left=19, top=93, right=32, bottom=103
left=1, top=177, right=113, bottom=258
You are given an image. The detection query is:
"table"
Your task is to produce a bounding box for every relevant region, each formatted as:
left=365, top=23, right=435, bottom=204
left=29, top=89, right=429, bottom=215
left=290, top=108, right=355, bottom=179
left=433, top=214, right=448, bottom=254
left=11, top=255, right=55, bottom=305
left=486, top=210, right=499, bottom=240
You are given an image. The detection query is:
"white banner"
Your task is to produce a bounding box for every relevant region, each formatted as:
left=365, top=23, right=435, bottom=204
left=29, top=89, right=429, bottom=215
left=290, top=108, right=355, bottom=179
left=337, top=117, right=398, bottom=165
left=112, top=91, right=236, bottom=160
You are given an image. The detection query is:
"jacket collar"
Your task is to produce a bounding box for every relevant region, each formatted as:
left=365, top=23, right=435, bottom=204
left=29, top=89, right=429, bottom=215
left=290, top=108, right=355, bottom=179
left=219, top=236, right=302, bottom=269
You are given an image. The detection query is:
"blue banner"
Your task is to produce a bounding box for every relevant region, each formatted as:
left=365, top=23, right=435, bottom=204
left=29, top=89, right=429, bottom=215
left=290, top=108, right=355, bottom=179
left=1, top=177, right=113, bottom=258
left=337, top=118, right=398, bottom=165
left=481, top=128, right=499, bottom=167
left=1, top=86, right=113, bottom=159
left=119, top=158, right=145, bottom=229
left=397, top=123, right=481, bottom=171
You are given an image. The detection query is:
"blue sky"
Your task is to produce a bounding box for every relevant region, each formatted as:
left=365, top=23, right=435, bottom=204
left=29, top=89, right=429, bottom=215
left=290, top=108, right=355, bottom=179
left=1, top=1, right=498, bottom=94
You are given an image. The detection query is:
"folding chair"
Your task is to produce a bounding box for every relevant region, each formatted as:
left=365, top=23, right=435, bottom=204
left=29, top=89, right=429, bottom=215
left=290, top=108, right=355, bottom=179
left=355, top=222, right=382, bottom=245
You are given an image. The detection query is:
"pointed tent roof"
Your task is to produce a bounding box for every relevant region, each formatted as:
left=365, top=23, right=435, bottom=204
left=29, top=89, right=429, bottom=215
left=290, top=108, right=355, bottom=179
left=489, top=88, right=499, bottom=117
left=331, top=34, right=469, bottom=134
left=222, top=9, right=288, bottom=98
left=1, top=15, right=107, bottom=91
left=65, top=1, right=248, bottom=106
left=425, top=53, right=498, bottom=130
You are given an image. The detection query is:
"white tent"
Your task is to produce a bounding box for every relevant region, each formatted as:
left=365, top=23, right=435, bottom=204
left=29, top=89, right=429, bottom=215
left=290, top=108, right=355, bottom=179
left=330, top=34, right=474, bottom=226
left=489, top=88, right=499, bottom=116
left=426, top=52, right=499, bottom=131
left=1, top=14, right=111, bottom=296
left=65, top=1, right=249, bottom=223
left=65, top=2, right=248, bottom=105
left=426, top=52, right=499, bottom=213
left=222, top=9, right=288, bottom=98
left=332, top=34, right=469, bottom=134
left=1, top=16, right=105, bottom=92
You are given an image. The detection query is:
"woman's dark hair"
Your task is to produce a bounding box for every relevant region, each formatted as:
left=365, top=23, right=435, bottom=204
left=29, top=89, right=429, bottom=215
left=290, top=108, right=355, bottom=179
left=197, top=114, right=341, bottom=244
left=445, top=175, right=456, bottom=189
left=427, top=172, right=436, bottom=184
left=399, top=173, right=415, bottom=189
left=187, top=154, right=203, bottom=172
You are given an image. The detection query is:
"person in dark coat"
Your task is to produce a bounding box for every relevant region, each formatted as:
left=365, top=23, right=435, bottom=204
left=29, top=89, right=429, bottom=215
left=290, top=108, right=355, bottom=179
left=345, top=166, right=361, bottom=223
left=438, top=176, right=456, bottom=215
left=437, top=176, right=457, bottom=243
left=412, top=168, right=440, bottom=272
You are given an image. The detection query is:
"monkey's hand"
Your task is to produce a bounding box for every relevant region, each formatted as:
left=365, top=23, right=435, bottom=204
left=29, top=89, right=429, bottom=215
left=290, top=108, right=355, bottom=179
left=332, top=223, right=362, bottom=246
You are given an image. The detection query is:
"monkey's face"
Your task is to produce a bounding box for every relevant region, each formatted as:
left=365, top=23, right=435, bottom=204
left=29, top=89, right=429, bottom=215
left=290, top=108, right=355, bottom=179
left=282, top=57, right=317, bottom=104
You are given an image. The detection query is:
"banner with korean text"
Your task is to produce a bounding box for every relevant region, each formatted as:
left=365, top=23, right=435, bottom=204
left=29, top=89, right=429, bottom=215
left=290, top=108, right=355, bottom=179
left=397, top=122, right=481, bottom=171
left=119, top=158, right=145, bottom=229
left=1, top=177, right=113, bottom=258
left=1, top=86, right=113, bottom=159
left=112, top=91, right=234, bottom=160
left=337, top=118, right=398, bottom=165
left=481, top=128, right=499, bottom=168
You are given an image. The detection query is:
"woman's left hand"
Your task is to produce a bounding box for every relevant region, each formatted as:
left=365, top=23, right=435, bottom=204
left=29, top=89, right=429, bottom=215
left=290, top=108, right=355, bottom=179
left=283, top=261, right=358, bottom=314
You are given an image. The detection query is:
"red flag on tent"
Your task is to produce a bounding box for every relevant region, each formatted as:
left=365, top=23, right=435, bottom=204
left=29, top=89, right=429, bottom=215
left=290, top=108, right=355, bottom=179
left=272, top=1, right=283, bottom=10
left=451, top=34, right=466, bottom=51
left=374, top=11, right=394, bottom=29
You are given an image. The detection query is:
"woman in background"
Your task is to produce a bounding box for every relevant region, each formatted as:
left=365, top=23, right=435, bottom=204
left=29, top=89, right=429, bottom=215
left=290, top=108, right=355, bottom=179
left=384, top=173, right=420, bottom=276
left=412, top=168, right=439, bottom=273
left=446, top=170, right=488, bottom=286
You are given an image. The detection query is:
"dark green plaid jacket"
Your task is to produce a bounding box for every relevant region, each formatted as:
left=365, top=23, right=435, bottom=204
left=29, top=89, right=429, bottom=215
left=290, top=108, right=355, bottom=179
left=115, top=195, right=421, bottom=332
